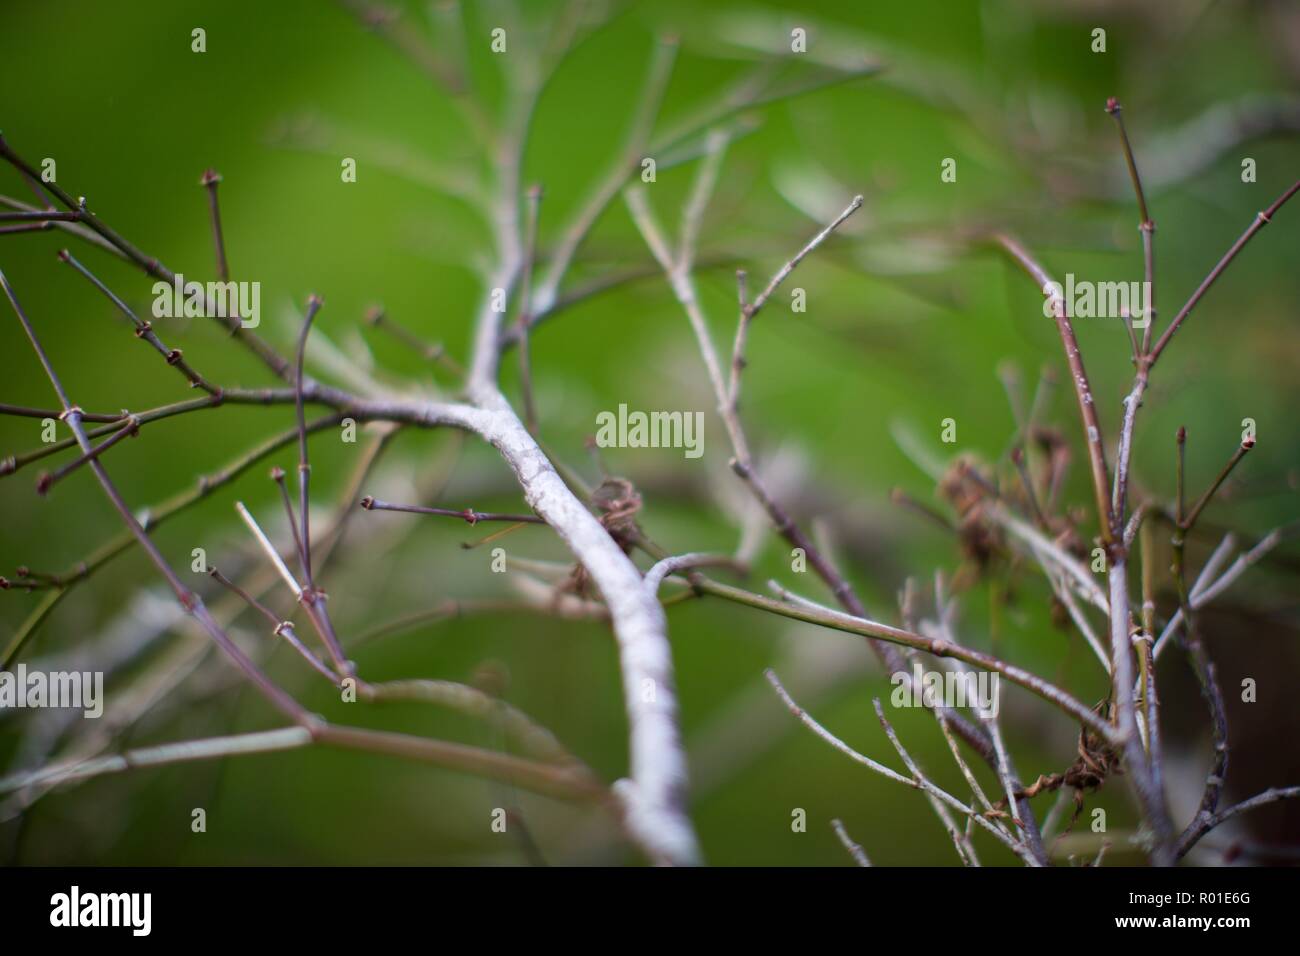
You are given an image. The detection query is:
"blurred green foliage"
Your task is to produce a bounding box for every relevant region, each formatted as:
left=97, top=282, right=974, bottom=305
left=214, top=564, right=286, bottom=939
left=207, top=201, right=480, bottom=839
left=1, top=0, right=1297, bottom=865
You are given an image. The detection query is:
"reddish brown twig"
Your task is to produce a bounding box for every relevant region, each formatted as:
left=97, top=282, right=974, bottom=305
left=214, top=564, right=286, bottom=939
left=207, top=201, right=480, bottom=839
left=0, top=265, right=306, bottom=722
left=36, top=415, right=140, bottom=495
left=1148, top=179, right=1300, bottom=366
left=208, top=567, right=340, bottom=685
left=992, top=233, right=1115, bottom=545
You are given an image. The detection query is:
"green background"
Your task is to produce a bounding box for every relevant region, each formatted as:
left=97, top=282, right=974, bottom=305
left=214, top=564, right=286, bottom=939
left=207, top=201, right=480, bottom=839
left=1, top=0, right=1297, bottom=865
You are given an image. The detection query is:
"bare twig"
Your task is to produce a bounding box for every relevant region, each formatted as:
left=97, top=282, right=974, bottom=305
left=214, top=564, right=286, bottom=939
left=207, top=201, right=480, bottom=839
left=200, top=169, right=229, bottom=282
left=359, top=495, right=545, bottom=525
left=830, top=819, right=871, bottom=866
left=1148, top=179, right=1300, bottom=365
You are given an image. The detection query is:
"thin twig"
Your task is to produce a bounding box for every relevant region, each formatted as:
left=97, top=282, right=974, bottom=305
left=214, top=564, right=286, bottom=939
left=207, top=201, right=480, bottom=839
left=1148, top=179, right=1300, bottom=365
left=830, top=819, right=871, bottom=866
left=359, top=495, right=545, bottom=525
left=200, top=169, right=229, bottom=282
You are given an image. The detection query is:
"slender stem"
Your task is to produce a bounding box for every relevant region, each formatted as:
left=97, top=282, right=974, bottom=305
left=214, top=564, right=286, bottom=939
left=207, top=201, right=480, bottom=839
left=747, top=195, right=863, bottom=320
left=766, top=671, right=1035, bottom=863
left=2, top=388, right=305, bottom=477
left=1148, top=179, right=1300, bottom=366
left=993, top=233, right=1115, bottom=543
left=0, top=210, right=81, bottom=223
left=271, top=465, right=306, bottom=585
left=208, top=567, right=341, bottom=685
left=532, top=35, right=678, bottom=313
left=1183, top=438, right=1254, bottom=531
left=830, top=819, right=871, bottom=866
left=235, top=501, right=304, bottom=600
left=0, top=133, right=294, bottom=379
left=294, top=295, right=323, bottom=587
left=1105, top=98, right=1151, bottom=226
left=36, top=415, right=140, bottom=495
left=728, top=196, right=862, bottom=409
left=1170, top=427, right=1238, bottom=851
left=0, top=727, right=317, bottom=793
left=1109, top=557, right=1176, bottom=864
left=696, top=572, right=1113, bottom=741
left=359, top=496, right=545, bottom=525
left=1011, top=447, right=1047, bottom=530
left=631, top=177, right=1010, bottom=802
left=516, top=184, right=542, bottom=433
left=200, top=169, right=229, bottom=282
left=1177, top=786, right=1300, bottom=858
left=0, top=402, right=121, bottom=423
left=1, top=266, right=306, bottom=722
left=0, top=414, right=342, bottom=667
left=58, top=248, right=217, bottom=392
left=364, top=306, right=462, bottom=375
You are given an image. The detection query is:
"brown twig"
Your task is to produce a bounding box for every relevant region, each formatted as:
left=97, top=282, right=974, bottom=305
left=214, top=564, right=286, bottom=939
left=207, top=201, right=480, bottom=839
left=58, top=248, right=217, bottom=393
left=992, top=233, right=1115, bottom=544
left=360, top=495, right=546, bottom=526
left=1, top=265, right=306, bottom=722
left=200, top=169, right=229, bottom=283
left=1148, top=179, right=1300, bottom=366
